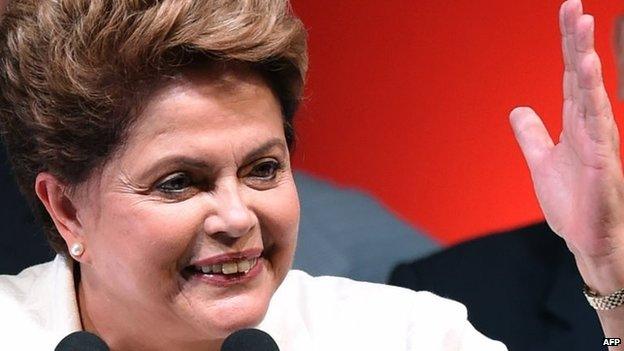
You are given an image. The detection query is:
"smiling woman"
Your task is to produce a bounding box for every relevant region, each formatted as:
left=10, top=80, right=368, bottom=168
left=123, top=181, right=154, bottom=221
left=0, top=1, right=506, bottom=350
left=65, top=68, right=300, bottom=348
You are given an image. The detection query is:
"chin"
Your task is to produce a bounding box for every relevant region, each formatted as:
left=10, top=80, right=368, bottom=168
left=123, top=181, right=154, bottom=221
left=188, top=284, right=275, bottom=339
left=180, top=276, right=276, bottom=339
left=173, top=256, right=287, bottom=339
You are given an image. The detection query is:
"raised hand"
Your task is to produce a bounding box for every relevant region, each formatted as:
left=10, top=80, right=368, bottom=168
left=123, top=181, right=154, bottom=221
left=510, top=0, right=624, bottom=298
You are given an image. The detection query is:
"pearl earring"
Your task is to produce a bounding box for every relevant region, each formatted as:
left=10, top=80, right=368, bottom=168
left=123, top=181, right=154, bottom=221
left=70, top=243, right=84, bottom=257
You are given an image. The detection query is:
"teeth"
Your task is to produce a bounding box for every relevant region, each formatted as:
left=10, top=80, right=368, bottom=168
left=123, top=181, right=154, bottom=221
left=196, top=258, right=258, bottom=275
left=222, top=262, right=238, bottom=274
left=237, top=260, right=251, bottom=273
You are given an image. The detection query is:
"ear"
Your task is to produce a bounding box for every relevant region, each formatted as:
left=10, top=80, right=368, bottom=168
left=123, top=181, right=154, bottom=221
left=35, top=172, right=87, bottom=260
left=615, top=16, right=624, bottom=100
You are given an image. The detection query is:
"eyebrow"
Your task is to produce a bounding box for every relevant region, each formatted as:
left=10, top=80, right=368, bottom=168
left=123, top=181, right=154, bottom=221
left=140, top=137, right=287, bottom=177
left=242, top=138, right=287, bottom=163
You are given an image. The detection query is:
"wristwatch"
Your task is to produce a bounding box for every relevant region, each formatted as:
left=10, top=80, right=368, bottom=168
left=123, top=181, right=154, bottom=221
left=583, top=284, right=624, bottom=310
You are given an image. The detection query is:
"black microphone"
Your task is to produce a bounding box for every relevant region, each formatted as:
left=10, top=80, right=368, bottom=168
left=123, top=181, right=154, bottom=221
left=221, top=328, right=280, bottom=351
left=55, top=331, right=110, bottom=351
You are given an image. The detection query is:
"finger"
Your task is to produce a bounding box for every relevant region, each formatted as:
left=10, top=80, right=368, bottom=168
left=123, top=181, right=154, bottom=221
left=510, top=107, right=554, bottom=170
left=575, top=15, right=611, bottom=116
left=562, top=0, right=583, bottom=101
left=575, top=14, right=594, bottom=55
left=561, top=99, right=577, bottom=144
left=559, top=1, right=567, bottom=36
left=563, top=15, right=595, bottom=136
left=564, top=0, right=583, bottom=40
left=575, top=15, right=605, bottom=113
left=570, top=12, right=618, bottom=147
left=561, top=2, right=574, bottom=104
left=560, top=1, right=572, bottom=72
left=579, top=53, right=615, bottom=143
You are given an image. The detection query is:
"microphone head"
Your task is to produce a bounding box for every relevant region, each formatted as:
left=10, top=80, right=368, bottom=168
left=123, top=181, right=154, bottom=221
left=221, top=328, right=280, bottom=351
left=55, top=331, right=110, bottom=351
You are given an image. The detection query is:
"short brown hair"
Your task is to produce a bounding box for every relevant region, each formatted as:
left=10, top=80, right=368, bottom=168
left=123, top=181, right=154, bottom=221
left=0, top=0, right=308, bottom=254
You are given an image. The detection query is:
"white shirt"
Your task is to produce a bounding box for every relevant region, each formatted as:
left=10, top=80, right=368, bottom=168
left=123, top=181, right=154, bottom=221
left=0, top=255, right=506, bottom=350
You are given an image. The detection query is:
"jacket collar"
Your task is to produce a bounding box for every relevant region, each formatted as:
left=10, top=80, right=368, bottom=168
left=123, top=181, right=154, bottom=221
left=257, top=272, right=314, bottom=351
left=2, top=255, right=82, bottom=348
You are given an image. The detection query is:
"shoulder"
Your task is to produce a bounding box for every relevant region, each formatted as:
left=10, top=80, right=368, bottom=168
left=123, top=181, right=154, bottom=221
left=0, top=260, right=58, bottom=347
left=280, top=270, right=468, bottom=324
left=281, top=269, right=460, bottom=313
left=0, top=255, right=81, bottom=348
left=390, top=222, right=565, bottom=287
left=0, top=259, right=53, bottom=298
left=265, top=270, right=506, bottom=350
left=0, top=259, right=57, bottom=322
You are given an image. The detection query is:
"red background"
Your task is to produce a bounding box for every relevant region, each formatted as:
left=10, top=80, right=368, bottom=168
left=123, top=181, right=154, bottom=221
left=289, top=0, right=624, bottom=245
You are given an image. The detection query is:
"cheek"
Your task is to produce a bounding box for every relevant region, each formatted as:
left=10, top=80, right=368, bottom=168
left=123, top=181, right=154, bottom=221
left=87, top=197, right=205, bottom=282
left=251, top=181, right=300, bottom=266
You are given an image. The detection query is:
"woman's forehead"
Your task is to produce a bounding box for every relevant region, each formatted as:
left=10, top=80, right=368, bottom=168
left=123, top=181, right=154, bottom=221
left=133, top=68, right=279, bottom=131
left=110, top=70, right=285, bottom=166
left=166, top=64, right=273, bottom=100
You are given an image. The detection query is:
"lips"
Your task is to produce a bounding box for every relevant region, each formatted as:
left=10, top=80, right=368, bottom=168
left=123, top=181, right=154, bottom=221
left=193, top=258, right=258, bottom=275
left=190, top=248, right=262, bottom=267
left=182, top=248, right=263, bottom=286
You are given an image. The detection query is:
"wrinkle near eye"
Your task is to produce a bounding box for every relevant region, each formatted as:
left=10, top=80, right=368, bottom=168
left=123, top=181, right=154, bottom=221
left=115, top=170, right=151, bottom=195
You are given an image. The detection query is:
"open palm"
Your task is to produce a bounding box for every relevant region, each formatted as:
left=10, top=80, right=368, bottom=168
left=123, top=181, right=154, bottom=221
left=510, top=0, right=624, bottom=281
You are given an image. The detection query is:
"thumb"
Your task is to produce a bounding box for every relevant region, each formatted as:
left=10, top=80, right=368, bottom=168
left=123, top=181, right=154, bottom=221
left=509, top=107, right=554, bottom=170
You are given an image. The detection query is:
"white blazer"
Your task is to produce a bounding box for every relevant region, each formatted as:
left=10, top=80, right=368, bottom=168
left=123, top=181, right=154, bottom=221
left=0, top=255, right=506, bottom=350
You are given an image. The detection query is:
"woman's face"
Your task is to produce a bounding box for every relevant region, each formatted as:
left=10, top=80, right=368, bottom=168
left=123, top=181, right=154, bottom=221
left=72, top=68, right=299, bottom=348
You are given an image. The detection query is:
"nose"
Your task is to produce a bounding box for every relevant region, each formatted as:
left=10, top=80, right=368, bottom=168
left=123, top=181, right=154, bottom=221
left=203, top=181, right=257, bottom=241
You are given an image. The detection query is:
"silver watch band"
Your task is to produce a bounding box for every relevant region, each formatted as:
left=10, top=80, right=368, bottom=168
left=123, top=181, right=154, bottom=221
left=583, top=284, right=624, bottom=310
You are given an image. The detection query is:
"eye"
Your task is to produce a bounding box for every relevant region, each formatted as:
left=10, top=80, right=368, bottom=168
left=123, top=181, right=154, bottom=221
left=156, top=172, right=192, bottom=193
left=249, top=160, right=280, bottom=180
